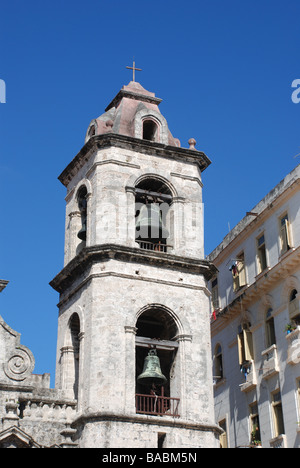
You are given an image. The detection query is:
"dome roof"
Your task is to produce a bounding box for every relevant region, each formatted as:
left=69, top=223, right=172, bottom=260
left=85, top=81, right=181, bottom=147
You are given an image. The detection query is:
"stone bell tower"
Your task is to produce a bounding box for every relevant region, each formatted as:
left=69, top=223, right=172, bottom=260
left=50, top=78, right=220, bottom=448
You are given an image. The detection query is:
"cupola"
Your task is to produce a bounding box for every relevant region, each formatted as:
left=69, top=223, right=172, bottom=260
left=85, top=81, right=181, bottom=147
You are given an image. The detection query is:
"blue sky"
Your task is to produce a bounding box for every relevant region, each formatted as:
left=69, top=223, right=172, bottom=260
left=0, top=0, right=299, bottom=385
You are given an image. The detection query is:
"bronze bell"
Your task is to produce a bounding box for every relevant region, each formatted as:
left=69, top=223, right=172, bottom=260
left=77, top=221, right=87, bottom=241
left=135, top=204, right=169, bottom=240
left=137, top=349, right=167, bottom=387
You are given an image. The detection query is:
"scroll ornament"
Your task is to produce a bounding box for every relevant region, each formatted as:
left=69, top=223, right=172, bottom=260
left=4, top=345, right=35, bottom=381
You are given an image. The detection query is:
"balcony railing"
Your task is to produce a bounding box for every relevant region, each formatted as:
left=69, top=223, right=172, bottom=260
left=136, top=394, right=180, bottom=418
left=286, top=326, right=300, bottom=365
left=136, top=240, right=168, bottom=253
left=261, top=344, right=279, bottom=379
left=240, top=360, right=257, bottom=392
left=289, top=298, right=300, bottom=320
left=269, top=434, right=287, bottom=448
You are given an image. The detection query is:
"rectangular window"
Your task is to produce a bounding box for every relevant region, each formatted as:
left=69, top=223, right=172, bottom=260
left=232, top=252, right=246, bottom=291
left=279, top=213, right=291, bottom=254
left=238, top=323, right=254, bottom=365
left=257, top=233, right=267, bottom=273
left=157, top=433, right=166, bottom=448
left=249, top=403, right=261, bottom=446
left=211, top=277, right=220, bottom=310
left=265, top=312, right=276, bottom=348
left=272, top=390, right=285, bottom=438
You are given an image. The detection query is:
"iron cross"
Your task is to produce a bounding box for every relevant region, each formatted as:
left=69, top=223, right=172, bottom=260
left=126, top=60, right=142, bottom=82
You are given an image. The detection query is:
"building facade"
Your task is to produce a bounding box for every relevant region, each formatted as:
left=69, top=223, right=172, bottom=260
left=0, top=81, right=220, bottom=448
left=209, top=164, right=300, bottom=448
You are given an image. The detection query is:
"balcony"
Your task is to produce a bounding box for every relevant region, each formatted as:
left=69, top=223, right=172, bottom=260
left=261, top=345, right=279, bottom=379
left=269, top=434, right=287, bottom=448
left=136, top=240, right=168, bottom=253
left=240, top=361, right=257, bottom=392
left=136, top=394, right=180, bottom=418
left=289, top=298, right=300, bottom=320
left=286, top=326, right=300, bottom=365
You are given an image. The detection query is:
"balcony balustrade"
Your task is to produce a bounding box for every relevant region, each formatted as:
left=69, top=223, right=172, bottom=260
left=135, top=393, right=180, bottom=418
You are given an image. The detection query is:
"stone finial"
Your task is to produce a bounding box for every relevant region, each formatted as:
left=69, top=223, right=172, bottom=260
left=188, top=138, right=196, bottom=150
left=105, top=119, right=114, bottom=131
left=3, top=399, right=19, bottom=429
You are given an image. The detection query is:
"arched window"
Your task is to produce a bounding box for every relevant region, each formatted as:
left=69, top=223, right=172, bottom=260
left=265, top=308, right=276, bottom=348
left=142, top=119, right=158, bottom=141
left=290, top=289, right=298, bottom=302
left=135, top=307, right=180, bottom=417
left=214, top=344, right=223, bottom=381
left=289, top=289, right=300, bottom=324
left=69, top=313, right=80, bottom=399
left=135, top=178, right=172, bottom=252
left=88, top=125, right=96, bottom=137
left=77, top=186, right=88, bottom=242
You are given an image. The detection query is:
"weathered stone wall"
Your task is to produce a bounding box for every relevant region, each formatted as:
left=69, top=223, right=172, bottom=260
left=63, top=144, right=205, bottom=266
left=0, top=315, right=77, bottom=447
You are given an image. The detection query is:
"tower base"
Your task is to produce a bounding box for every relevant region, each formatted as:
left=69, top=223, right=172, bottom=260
left=72, top=413, right=221, bottom=448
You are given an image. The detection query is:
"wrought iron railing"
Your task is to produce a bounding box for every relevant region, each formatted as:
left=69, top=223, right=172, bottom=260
left=136, top=240, right=168, bottom=253
left=135, top=393, right=180, bottom=418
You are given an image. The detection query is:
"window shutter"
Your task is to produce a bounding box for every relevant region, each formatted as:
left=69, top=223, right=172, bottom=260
left=238, top=261, right=246, bottom=287
left=219, top=430, right=228, bottom=449
left=237, top=332, right=245, bottom=365
left=244, top=329, right=254, bottom=361
left=280, top=216, right=290, bottom=253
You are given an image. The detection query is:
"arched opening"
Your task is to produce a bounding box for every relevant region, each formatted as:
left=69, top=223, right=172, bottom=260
left=61, top=313, right=81, bottom=400
left=77, top=186, right=88, bottom=242
left=142, top=119, right=158, bottom=141
left=135, top=307, right=180, bottom=417
left=69, top=313, right=80, bottom=399
left=290, top=289, right=298, bottom=302
left=135, top=178, right=173, bottom=253
left=289, top=289, right=300, bottom=324
left=88, top=125, right=96, bottom=138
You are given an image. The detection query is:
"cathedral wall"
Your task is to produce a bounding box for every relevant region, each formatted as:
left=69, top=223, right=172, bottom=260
left=75, top=418, right=219, bottom=448
left=63, top=145, right=205, bottom=265
left=55, top=264, right=215, bottom=426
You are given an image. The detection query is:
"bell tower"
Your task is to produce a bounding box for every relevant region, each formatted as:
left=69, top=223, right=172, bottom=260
left=50, top=80, right=220, bottom=448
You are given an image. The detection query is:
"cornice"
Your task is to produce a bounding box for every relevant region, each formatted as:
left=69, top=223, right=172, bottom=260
left=211, top=245, right=300, bottom=335
left=208, top=177, right=300, bottom=264
left=50, top=244, right=217, bottom=294
left=58, top=133, right=211, bottom=187
left=71, top=411, right=223, bottom=435
left=105, top=88, right=162, bottom=111
left=0, top=280, right=9, bottom=293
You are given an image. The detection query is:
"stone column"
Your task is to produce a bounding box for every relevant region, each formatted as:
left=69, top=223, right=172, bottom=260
left=125, top=186, right=137, bottom=248
left=171, top=197, right=185, bottom=254
left=68, top=211, right=82, bottom=262
left=60, top=345, right=77, bottom=399
left=124, top=326, right=138, bottom=414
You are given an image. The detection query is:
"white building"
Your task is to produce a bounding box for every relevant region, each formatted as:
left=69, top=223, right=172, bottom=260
left=209, top=164, right=300, bottom=448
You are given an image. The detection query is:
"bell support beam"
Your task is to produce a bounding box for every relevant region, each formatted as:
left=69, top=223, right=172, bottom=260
left=134, top=188, right=173, bottom=201
left=135, top=336, right=179, bottom=351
